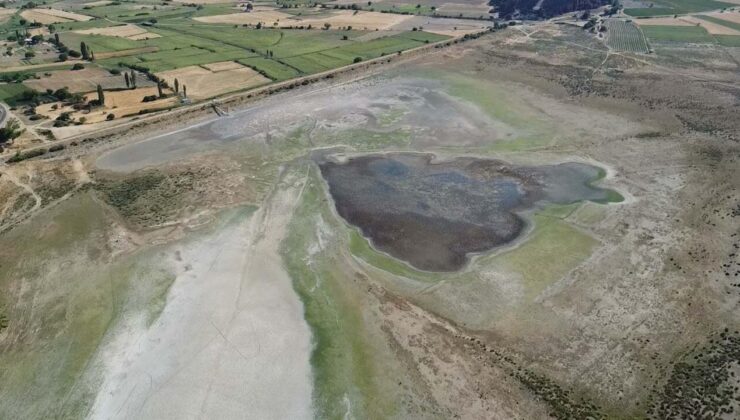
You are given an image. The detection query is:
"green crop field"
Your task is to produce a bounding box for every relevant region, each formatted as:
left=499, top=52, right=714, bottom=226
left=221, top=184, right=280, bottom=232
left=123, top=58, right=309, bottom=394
left=641, top=24, right=716, bottom=43
left=85, top=23, right=449, bottom=75
left=624, top=0, right=735, bottom=17
left=0, top=83, right=35, bottom=106
left=604, top=19, right=650, bottom=52
left=715, top=34, right=740, bottom=46
left=59, top=32, right=141, bottom=53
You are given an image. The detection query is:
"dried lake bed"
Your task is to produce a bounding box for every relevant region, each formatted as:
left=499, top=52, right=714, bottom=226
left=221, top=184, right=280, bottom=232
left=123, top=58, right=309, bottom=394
left=1, top=25, right=738, bottom=419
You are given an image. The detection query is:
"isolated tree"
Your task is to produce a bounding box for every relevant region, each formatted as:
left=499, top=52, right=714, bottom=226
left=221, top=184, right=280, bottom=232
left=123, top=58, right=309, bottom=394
left=124, top=72, right=130, bottom=88
left=90, top=49, right=95, bottom=61
left=80, top=41, right=89, bottom=60
left=0, top=118, right=24, bottom=144
left=157, top=81, right=163, bottom=98
left=54, top=32, right=59, bottom=45
left=183, top=85, right=187, bottom=99
left=97, top=84, right=105, bottom=105
left=130, top=70, right=137, bottom=88
left=174, top=78, right=179, bottom=93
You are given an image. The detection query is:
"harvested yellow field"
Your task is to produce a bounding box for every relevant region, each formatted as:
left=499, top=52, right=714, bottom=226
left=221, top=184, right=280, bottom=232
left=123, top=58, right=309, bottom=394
left=156, top=64, right=270, bottom=101
left=293, top=10, right=413, bottom=30
left=74, top=24, right=161, bottom=40
left=20, top=8, right=92, bottom=24
left=703, top=11, right=740, bottom=25
left=202, top=61, right=244, bottom=72
left=194, top=10, right=292, bottom=25
left=684, top=16, right=740, bottom=35
left=633, top=17, right=694, bottom=26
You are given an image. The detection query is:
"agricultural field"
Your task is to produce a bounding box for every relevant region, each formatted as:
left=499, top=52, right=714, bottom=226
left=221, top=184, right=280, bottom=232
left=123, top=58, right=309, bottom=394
left=694, top=13, right=740, bottom=32
left=20, top=8, right=93, bottom=25
left=22, top=66, right=139, bottom=92
left=604, top=18, right=650, bottom=52
left=0, top=0, right=488, bottom=139
left=156, top=63, right=271, bottom=100
left=641, top=24, right=717, bottom=42
left=624, top=0, right=736, bottom=17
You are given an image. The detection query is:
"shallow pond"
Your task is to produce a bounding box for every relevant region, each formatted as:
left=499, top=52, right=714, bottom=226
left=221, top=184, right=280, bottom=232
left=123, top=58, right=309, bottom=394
left=318, top=153, right=618, bottom=271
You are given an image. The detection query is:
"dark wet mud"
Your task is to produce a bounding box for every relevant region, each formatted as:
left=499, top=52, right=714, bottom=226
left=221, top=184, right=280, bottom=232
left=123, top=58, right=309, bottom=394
left=318, top=153, right=618, bottom=271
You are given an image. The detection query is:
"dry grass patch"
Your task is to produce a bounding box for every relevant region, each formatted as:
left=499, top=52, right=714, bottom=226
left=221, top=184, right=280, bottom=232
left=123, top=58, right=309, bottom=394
left=0, top=8, right=16, bottom=23
left=395, top=16, right=490, bottom=35
left=95, top=46, right=158, bottom=59
left=73, top=24, right=162, bottom=40
left=196, top=9, right=412, bottom=30
left=437, top=2, right=490, bottom=16
left=24, top=67, right=126, bottom=93
left=27, top=27, right=50, bottom=37
left=156, top=64, right=270, bottom=101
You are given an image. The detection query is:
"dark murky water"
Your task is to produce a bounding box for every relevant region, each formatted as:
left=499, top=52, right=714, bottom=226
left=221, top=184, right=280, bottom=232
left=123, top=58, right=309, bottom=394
left=318, top=153, right=617, bottom=271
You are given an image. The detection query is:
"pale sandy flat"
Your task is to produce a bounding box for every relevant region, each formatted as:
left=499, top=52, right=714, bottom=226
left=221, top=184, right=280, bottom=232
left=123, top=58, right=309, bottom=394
left=202, top=60, right=244, bottom=72
left=703, top=11, right=740, bottom=25
left=156, top=64, right=270, bottom=101
left=87, top=178, right=313, bottom=420
left=74, top=24, right=161, bottom=39
left=633, top=17, right=694, bottom=25
left=194, top=10, right=292, bottom=25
